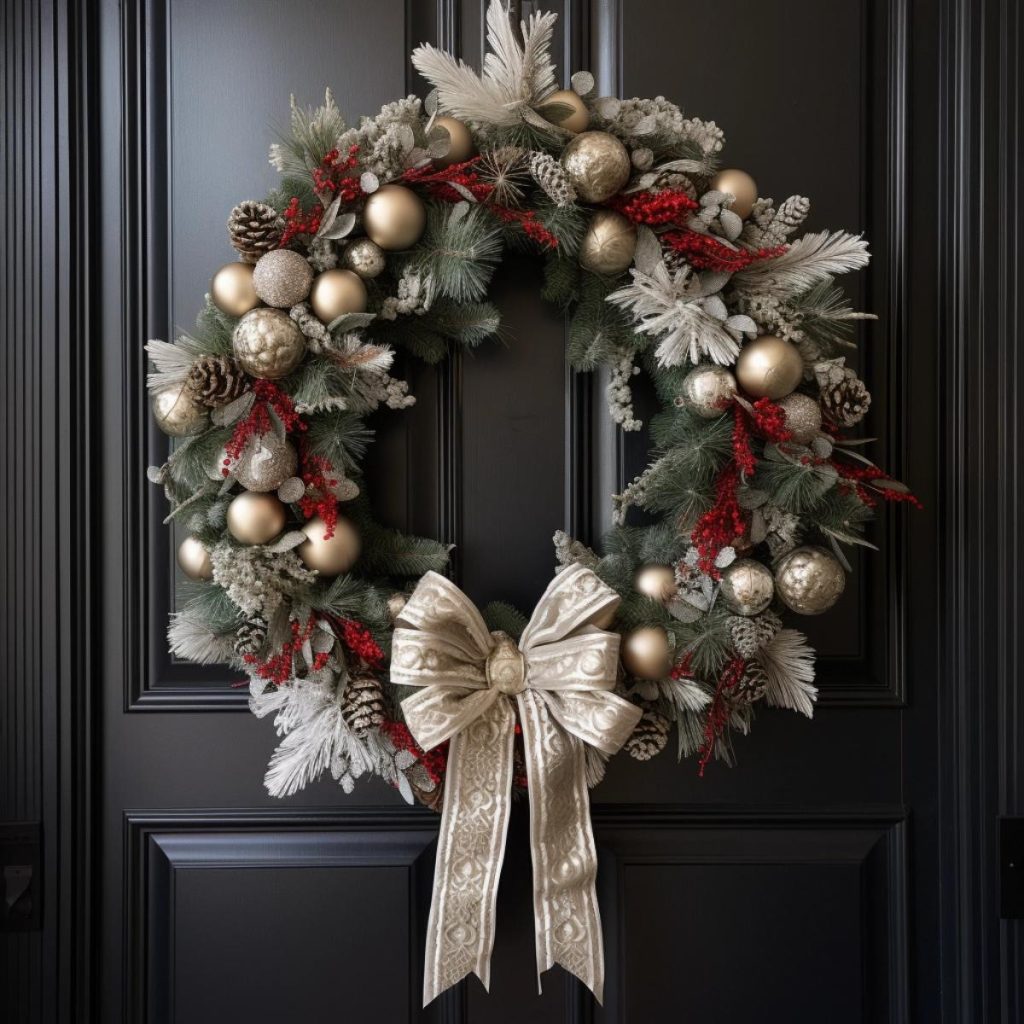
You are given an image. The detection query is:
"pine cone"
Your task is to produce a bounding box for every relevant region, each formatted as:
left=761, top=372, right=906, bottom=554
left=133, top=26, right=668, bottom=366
left=410, top=776, right=445, bottom=812
left=227, top=200, right=283, bottom=263
left=186, top=355, right=252, bottom=407
left=820, top=373, right=871, bottom=428
left=342, top=675, right=386, bottom=737
left=234, top=616, right=268, bottom=657
left=728, top=610, right=782, bottom=658
left=625, top=704, right=671, bottom=761
left=529, top=151, right=577, bottom=208
left=734, top=661, right=769, bottom=703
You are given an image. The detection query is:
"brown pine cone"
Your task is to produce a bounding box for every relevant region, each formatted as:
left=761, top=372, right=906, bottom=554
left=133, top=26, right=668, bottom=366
left=820, top=373, right=871, bottom=428
left=625, top=704, right=671, bottom=761
left=234, top=615, right=268, bottom=657
left=227, top=200, right=283, bottom=263
left=734, top=661, right=769, bottom=703
left=186, top=355, right=252, bottom=408
left=341, top=675, right=386, bottom=737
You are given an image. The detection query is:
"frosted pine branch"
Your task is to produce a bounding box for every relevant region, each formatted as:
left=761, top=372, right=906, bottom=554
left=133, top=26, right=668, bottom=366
left=755, top=628, right=817, bottom=717
left=734, top=230, right=870, bottom=298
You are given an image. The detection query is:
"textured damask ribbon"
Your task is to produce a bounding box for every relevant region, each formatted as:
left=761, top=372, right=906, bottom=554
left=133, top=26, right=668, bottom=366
left=390, top=563, right=641, bottom=1005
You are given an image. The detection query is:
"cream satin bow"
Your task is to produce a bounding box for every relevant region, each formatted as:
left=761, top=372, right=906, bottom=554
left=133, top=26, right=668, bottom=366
left=390, top=563, right=641, bottom=1005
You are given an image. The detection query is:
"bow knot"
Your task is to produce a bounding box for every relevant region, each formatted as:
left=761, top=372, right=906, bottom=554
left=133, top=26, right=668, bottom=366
left=485, top=631, right=526, bottom=694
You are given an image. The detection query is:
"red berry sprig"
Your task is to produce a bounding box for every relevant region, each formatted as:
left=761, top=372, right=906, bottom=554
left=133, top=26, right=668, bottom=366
left=244, top=613, right=324, bottom=685
left=663, top=228, right=786, bottom=273
left=380, top=720, right=449, bottom=786
left=697, top=656, right=746, bottom=777
left=607, top=189, right=699, bottom=226
left=690, top=464, right=746, bottom=579
left=222, top=380, right=306, bottom=476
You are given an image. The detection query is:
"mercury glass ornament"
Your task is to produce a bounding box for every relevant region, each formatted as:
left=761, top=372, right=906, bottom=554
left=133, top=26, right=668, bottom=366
left=362, top=184, right=427, bottom=251
left=709, top=168, right=758, bottom=219
left=735, top=335, right=803, bottom=400
left=777, top=392, right=823, bottom=444
left=252, top=249, right=314, bottom=308
left=680, top=365, right=738, bottom=418
left=210, top=261, right=260, bottom=317
left=621, top=626, right=671, bottom=680
left=719, top=558, right=774, bottom=616
left=298, top=514, right=361, bottom=576
left=152, top=383, right=208, bottom=437
left=579, top=210, right=637, bottom=275
left=309, top=269, right=367, bottom=322
left=774, top=546, right=846, bottom=615
left=634, top=564, right=678, bottom=603
left=433, top=115, right=476, bottom=167
left=226, top=491, right=287, bottom=545
left=232, top=435, right=298, bottom=492
left=541, top=88, right=590, bottom=133
left=342, top=238, right=386, bottom=279
left=177, top=536, right=213, bottom=580
left=560, top=131, right=631, bottom=203
left=232, top=308, right=306, bottom=379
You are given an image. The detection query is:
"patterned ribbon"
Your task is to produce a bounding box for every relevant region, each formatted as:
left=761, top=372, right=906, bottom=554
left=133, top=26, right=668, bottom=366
left=390, top=564, right=641, bottom=1005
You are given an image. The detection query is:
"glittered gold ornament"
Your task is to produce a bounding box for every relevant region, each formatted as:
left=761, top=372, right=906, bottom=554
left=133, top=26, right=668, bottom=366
left=634, top=564, right=677, bottom=603
left=735, top=335, right=804, bottom=400
left=719, top=558, right=774, bottom=616
left=709, top=168, right=758, bottom=219
left=252, top=249, right=313, bottom=308
left=232, top=308, right=306, bottom=379
left=151, top=383, right=208, bottom=437
left=362, top=184, right=427, bottom=251
left=621, top=625, right=671, bottom=680
left=560, top=131, right=631, bottom=204
left=541, top=89, right=590, bottom=134
left=433, top=115, right=476, bottom=167
left=774, top=546, right=846, bottom=615
left=342, top=238, right=386, bottom=279
left=579, top=209, right=637, bottom=275
left=297, top=514, right=361, bottom=576
left=309, top=269, right=367, bottom=322
left=177, top=536, right=213, bottom=580
left=226, top=491, right=287, bottom=545
left=777, top=392, right=822, bottom=444
left=210, top=261, right=260, bottom=317
left=679, top=365, right=738, bottom=418
left=232, top=435, right=298, bottom=492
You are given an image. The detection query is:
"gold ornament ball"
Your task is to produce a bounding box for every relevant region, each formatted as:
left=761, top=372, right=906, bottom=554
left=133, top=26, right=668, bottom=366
left=177, top=536, right=213, bottom=580
left=251, top=248, right=313, bottom=308
left=719, top=558, right=775, bottom=616
left=226, top=491, right=287, bottom=546
left=777, top=392, right=823, bottom=444
left=342, top=238, right=386, bottom=279
left=298, top=514, right=361, bottom=576
left=774, top=546, right=846, bottom=615
left=634, top=564, right=677, bottom=603
left=621, top=626, right=672, bottom=680
left=210, top=262, right=260, bottom=317
left=433, top=115, right=476, bottom=167
left=710, top=168, right=758, bottom=220
left=310, top=269, right=367, bottom=322
left=152, top=383, right=208, bottom=437
left=232, top=307, right=306, bottom=379
left=579, top=209, right=637, bottom=275
left=362, top=184, right=427, bottom=251
left=561, top=131, right=632, bottom=204
left=542, top=89, right=590, bottom=134
left=680, top=365, right=738, bottom=418
left=735, top=335, right=804, bottom=400
left=233, top=435, right=298, bottom=492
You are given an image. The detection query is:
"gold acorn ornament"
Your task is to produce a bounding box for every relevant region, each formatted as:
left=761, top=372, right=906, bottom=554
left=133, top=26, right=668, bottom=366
left=735, top=335, right=804, bottom=400
left=362, top=184, right=427, bottom=251
left=152, top=383, right=208, bottom=437
left=226, top=491, right=287, bottom=545
left=621, top=625, right=672, bottom=680
left=579, top=209, right=637, bottom=275
left=251, top=249, right=314, bottom=308
left=297, top=514, right=361, bottom=576
left=679, top=365, right=738, bottom=418
left=777, top=392, right=823, bottom=444
left=177, top=536, right=213, bottom=580
left=774, top=546, right=846, bottom=615
left=433, top=115, right=476, bottom=167
left=309, top=269, right=367, bottom=322
left=210, top=262, right=261, bottom=317
left=709, top=168, right=758, bottom=219
left=232, top=434, right=299, bottom=492
left=232, top=308, right=306, bottom=379
left=560, top=131, right=632, bottom=203
left=539, top=88, right=590, bottom=134
left=341, top=238, right=386, bottom=279
left=634, top=564, right=678, bottom=603
left=719, top=558, right=774, bottom=616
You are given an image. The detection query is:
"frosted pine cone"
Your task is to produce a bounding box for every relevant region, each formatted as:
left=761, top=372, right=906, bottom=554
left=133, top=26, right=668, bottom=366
left=227, top=200, right=283, bottom=263
left=728, top=610, right=782, bottom=658
left=820, top=373, right=871, bottom=427
left=625, top=704, right=671, bottom=761
left=734, top=662, right=769, bottom=703
left=186, top=354, right=251, bottom=407
left=234, top=615, right=268, bottom=657
left=529, top=151, right=577, bottom=207
left=342, top=675, right=386, bottom=737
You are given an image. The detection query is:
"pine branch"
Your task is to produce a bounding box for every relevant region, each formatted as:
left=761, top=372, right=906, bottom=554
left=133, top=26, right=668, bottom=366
left=415, top=202, right=503, bottom=303
left=734, top=230, right=870, bottom=298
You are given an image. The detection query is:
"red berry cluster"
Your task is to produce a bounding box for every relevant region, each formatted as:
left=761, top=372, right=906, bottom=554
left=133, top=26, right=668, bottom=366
left=749, top=396, right=793, bottom=442
left=607, top=189, right=699, bottom=226
left=489, top=204, right=559, bottom=249
left=662, top=228, right=786, bottom=273
left=731, top=404, right=757, bottom=477
left=222, top=380, right=306, bottom=476
left=697, top=656, right=746, bottom=777
left=336, top=617, right=385, bottom=671
left=401, top=158, right=491, bottom=203
left=380, top=720, right=449, bottom=786
left=833, top=461, right=923, bottom=509
left=244, top=614, right=328, bottom=685
left=296, top=443, right=339, bottom=539
left=311, top=145, right=361, bottom=202
left=690, top=464, right=746, bottom=579
left=279, top=198, right=324, bottom=248
left=670, top=650, right=694, bottom=680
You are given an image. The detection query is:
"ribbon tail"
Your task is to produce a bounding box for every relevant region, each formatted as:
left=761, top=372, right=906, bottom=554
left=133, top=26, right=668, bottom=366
left=519, top=691, right=605, bottom=1004
left=422, top=700, right=516, bottom=1006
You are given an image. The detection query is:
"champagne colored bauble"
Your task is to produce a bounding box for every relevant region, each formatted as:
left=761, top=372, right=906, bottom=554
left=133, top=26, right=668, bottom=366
left=561, top=131, right=631, bottom=203
left=719, top=558, right=774, bottom=616
left=680, top=365, right=738, bottom=418
left=777, top=392, right=823, bottom=444
left=232, top=435, right=298, bottom=492
left=433, top=115, right=476, bottom=167
left=710, top=168, right=758, bottom=220
left=342, top=238, right=386, bottom=279
left=152, top=383, right=208, bottom=437
left=177, top=536, right=213, bottom=580
left=634, top=564, right=678, bottom=603
left=298, top=515, right=361, bottom=576
left=226, top=491, right=287, bottom=545
left=542, top=89, right=590, bottom=134
left=735, top=335, right=804, bottom=399
left=251, top=248, right=314, bottom=308
left=309, top=269, right=368, bottom=322
left=621, top=626, right=672, bottom=680
left=232, top=308, right=306, bottom=379
left=362, top=184, right=427, bottom=251
left=774, top=546, right=846, bottom=615
left=579, top=209, right=637, bottom=275
left=210, top=261, right=260, bottom=317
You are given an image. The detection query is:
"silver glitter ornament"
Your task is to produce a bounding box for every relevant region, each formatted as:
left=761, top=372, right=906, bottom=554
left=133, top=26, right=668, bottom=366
left=560, top=131, right=631, bottom=203
left=777, top=392, right=822, bottom=444
left=252, top=248, right=314, bottom=308
left=774, top=546, right=846, bottom=615
left=679, top=365, right=738, bottom=419
left=232, top=434, right=298, bottom=492
left=152, top=383, right=208, bottom=437
left=719, top=558, right=775, bottom=616
left=342, top=238, right=386, bottom=279
left=232, top=308, right=306, bottom=379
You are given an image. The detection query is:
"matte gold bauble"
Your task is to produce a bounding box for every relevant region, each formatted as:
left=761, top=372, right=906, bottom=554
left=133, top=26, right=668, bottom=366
left=177, top=536, right=213, bottom=580
left=735, top=335, right=804, bottom=400
left=579, top=209, right=637, bottom=275
left=298, top=514, right=361, bottom=576
left=232, top=435, right=298, bottom=492
left=777, top=392, right=822, bottom=444
left=309, top=269, right=368, bottom=322
left=151, top=384, right=208, bottom=437
left=679, top=365, right=738, bottom=418
left=719, top=558, right=774, bottom=616
left=210, top=262, right=260, bottom=317
left=561, top=131, right=631, bottom=204
left=774, top=546, right=846, bottom=615
left=232, top=308, right=306, bottom=379
left=342, top=238, right=386, bottom=279
left=542, top=89, right=590, bottom=134
left=433, top=115, right=476, bottom=167
left=226, top=491, right=287, bottom=545
left=634, top=564, right=677, bottom=603
left=251, top=249, right=314, bottom=308
left=362, top=184, right=427, bottom=251
left=621, top=626, right=671, bottom=680
left=709, top=168, right=758, bottom=220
